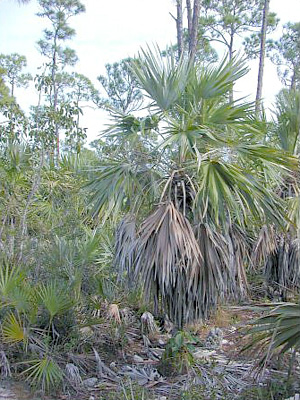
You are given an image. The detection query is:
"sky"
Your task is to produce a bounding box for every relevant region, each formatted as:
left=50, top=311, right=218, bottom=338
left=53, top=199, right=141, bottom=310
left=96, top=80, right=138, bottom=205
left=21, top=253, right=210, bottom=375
left=1, top=0, right=300, bottom=144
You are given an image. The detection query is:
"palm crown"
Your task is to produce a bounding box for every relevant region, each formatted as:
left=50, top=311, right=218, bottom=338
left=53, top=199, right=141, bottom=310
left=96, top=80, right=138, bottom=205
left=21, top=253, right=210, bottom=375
left=88, top=47, right=296, bottom=328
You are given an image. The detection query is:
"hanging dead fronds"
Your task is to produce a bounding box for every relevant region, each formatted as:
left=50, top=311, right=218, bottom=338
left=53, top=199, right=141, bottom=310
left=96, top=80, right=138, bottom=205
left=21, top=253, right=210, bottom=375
left=134, top=202, right=202, bottom=328
left=252, top=225, right=277, bottom=267
left=114, top=214, right=136, bottom=282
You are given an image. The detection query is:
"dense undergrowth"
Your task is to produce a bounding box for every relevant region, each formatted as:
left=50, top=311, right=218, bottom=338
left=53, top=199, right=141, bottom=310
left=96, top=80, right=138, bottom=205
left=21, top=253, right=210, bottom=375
left=1, top=33, right=300, bottom=400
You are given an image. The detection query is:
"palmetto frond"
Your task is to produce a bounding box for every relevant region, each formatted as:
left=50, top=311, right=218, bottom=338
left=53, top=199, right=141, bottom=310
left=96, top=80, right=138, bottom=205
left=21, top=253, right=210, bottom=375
left=87, top=159, right=162, bottom=220
left=38, top=282, right=74, bottom=322
left=194, top=159, right=285, bottom=227
left=22, top=356, right=63, bottom=392
left=0, top=264, right=24, bottom=300
left=131, top=45, right=191, bottom=111
left=274, top=89, right=300, bottom=155
left=244, top=302, right=300, bottom=371
left=1, top=312, right=28, bottom=345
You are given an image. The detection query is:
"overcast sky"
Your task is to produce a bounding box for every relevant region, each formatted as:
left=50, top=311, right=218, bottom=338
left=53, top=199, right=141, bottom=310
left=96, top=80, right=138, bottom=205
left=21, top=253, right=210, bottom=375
left=1, top=0, right=300, bottom=143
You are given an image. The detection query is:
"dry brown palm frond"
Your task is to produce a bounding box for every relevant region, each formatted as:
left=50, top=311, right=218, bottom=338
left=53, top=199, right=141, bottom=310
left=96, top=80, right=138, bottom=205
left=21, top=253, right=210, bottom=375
left=264, top=233, right=300, bottom=298
left=252, top=225, right=278, bottom=267
left=0, top=350, right=11, bottom=378
left=107, top=303, right=121, bottom=324
left=226, top=224, right=249, bottom=298
left=134, top=201, right=202, bottom=328
left=65, top=363, right=82, bottom=387
left=114, top=214, right=136, bottom=283
left=141, top=311, right=160, bottom=336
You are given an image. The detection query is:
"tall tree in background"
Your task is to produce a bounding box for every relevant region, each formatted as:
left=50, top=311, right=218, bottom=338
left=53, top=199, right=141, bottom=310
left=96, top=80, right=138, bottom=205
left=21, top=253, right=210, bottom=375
left=0, top=53, right=32, bottom=97
left=37, top=0, right=85, bottom=159
left=201, top=0, right=275, bottom=61
left=65, top=72, right=99, bottom=152
left=175, top=0, right=201, bottom=60
left=201, top=0, right=277, bottom=102
left=0, top=54, right=31, bottom=142
left=0, top=67, right=11, bottom=108
left=255, top=0, right=271, bottom=115
left=97, top=58, right=143, bottom=113
left=188, top=0, right=201, bottom=59
left=272, top=22, right=300, bottom=89
left=176, top=0, right=184, bottom=58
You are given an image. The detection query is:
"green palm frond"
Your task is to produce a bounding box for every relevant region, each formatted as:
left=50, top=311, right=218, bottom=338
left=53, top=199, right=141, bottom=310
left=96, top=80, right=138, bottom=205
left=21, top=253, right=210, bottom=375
left=185, top=56, right=248, bottom=102
left=131, top=45, right=191, bottom=111
left=274, top=89, right=300, bottom=154
left=9, top=283, right=38, bottom=319
left=234, top=142, right=297, bottom=171
left=194, top=159, right=285, bottom=227
left=244, top=302, right=300, bottom=370
left=87, top=159, right=161, bottom=220
left=1, top=312, right=28, bottom=345
left=38, top=282, right=74, bottom=322
left=0, top=264, right=24, bottom=301
left=22, top=356, right=63, bottom=392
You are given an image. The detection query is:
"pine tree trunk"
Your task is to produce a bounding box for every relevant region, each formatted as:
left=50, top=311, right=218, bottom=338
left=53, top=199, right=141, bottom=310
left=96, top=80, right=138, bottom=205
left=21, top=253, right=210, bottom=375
left=52, top=31, right=59, bottom=160
left=186, top=0, right=192, bottom=38
left=229, top=30, right=234, bottom=102
left=176, top=0, right=184, bottom=58
left=189, top=0, right=201, bottom=61
left=255, top=0, right=270, bottom=116
left=290, top=69, right=296, bottom=90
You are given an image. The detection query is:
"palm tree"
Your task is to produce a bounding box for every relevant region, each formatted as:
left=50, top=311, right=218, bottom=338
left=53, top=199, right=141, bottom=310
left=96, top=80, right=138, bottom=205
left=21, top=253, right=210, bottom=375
left=88, top=47, right=296, bottom=328
left=254, top=89, right=300, bottom=299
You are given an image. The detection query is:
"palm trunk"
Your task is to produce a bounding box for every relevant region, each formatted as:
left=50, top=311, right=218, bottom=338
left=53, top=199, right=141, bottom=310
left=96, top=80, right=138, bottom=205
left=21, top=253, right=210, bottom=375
left=176, top=0, right=184, bottom=59
left=255, top=0, right=270, bottom=116
left=189, top=0, right=201, bottom=61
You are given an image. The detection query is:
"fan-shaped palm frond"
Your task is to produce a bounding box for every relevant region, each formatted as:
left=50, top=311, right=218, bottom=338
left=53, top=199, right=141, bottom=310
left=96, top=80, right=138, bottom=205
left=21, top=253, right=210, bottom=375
left=87, top=159, right=161, bottom=220
left=131, top=45, right=192, bottom=111
left=274, top=89, right=300, bottom=155
left=38, top=282, right=74, bottom=323
left=194, top=159, right=285, bottom=227
left=0, top=264, right=24, bottom=301
left=22, top=356, right=63, bottom=392
left=1, top=312, right=28, bottom=345
left=9, top=283, right=38, bottom=319
left=244, top=302, right=300, bottom=371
